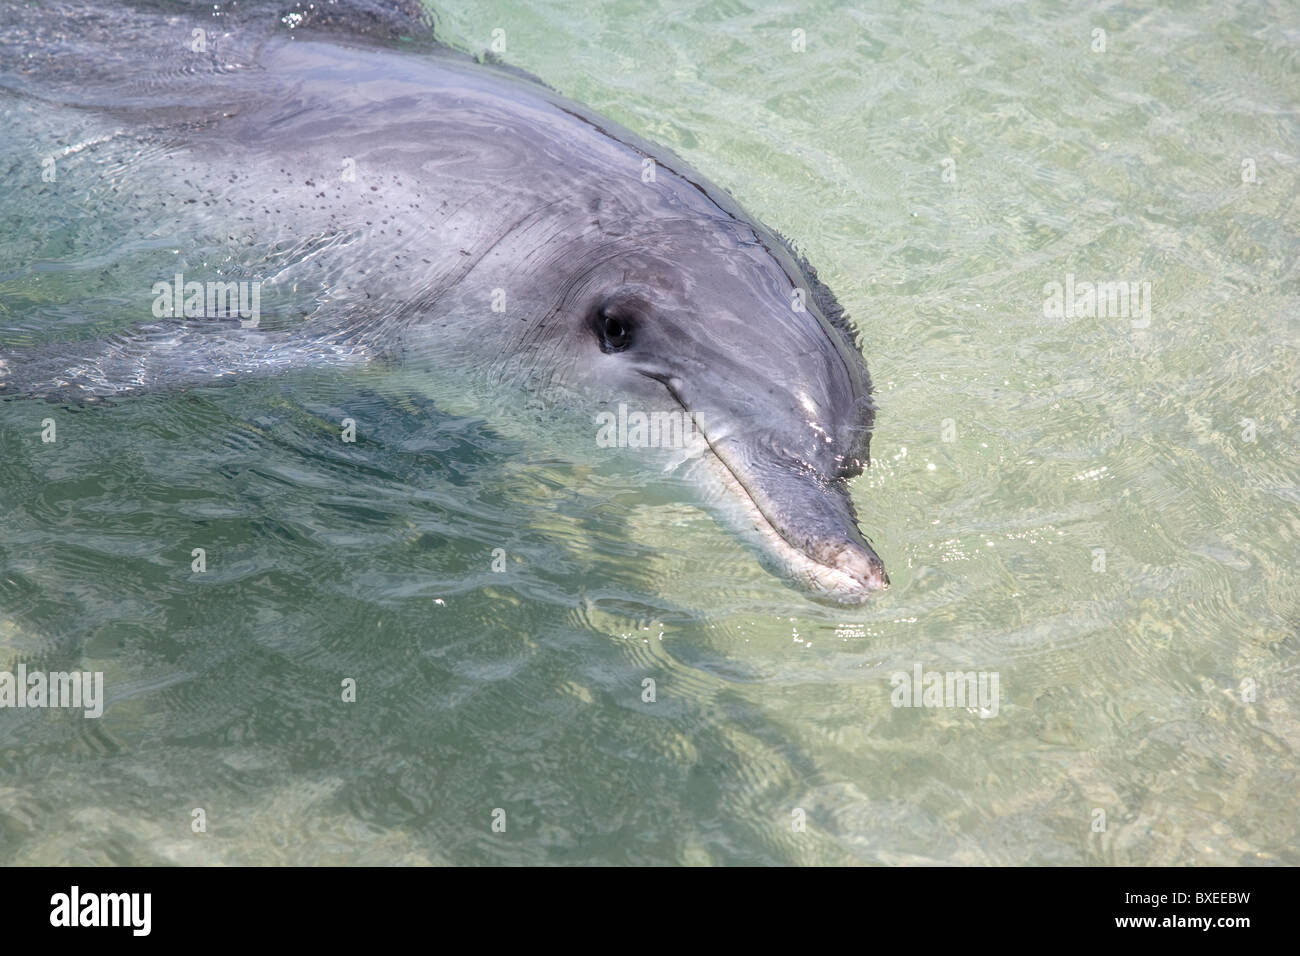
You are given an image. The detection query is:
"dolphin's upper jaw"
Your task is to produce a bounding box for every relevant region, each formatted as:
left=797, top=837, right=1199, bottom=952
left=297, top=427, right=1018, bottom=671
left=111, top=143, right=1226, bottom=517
left=725, top=464, right=891, bottom=601
left=643, top=371, right=888, bottom=602
left=700, top=446, right=889, bottom=604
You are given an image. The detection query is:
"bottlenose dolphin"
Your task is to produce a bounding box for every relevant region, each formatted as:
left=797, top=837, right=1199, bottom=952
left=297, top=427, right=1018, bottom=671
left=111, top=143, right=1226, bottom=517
left=0, top=0, right=888, bottom=603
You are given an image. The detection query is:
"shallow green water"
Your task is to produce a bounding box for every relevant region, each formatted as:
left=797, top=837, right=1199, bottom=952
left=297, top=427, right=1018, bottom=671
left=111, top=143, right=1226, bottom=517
left=1, top=0, right=1297, bottom=864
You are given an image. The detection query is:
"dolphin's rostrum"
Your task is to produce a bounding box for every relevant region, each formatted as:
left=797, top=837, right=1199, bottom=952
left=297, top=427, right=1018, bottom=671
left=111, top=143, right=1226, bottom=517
left=0, top=0, right=888, bottom=603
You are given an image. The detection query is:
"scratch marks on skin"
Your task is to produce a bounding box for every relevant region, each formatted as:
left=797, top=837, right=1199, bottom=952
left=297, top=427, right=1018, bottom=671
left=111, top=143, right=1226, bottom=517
left=50, top=130, right=125, bottom=158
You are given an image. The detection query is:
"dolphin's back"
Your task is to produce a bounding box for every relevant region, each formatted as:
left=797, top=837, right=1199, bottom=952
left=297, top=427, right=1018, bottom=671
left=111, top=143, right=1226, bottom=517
left=0, top=2, right=678, bottom=396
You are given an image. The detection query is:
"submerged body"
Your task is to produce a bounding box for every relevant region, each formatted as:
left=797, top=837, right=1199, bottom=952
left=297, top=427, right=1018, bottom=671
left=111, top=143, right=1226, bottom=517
left=0, top=0, right=888, bottom=602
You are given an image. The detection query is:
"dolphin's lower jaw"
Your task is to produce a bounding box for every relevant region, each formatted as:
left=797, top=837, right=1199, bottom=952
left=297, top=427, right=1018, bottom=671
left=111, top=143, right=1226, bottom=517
left=695, top=444, right=889, bottom=605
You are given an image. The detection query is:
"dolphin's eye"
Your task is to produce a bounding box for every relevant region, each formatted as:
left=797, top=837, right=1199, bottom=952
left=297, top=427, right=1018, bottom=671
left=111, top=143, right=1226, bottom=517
left=595, top=307, right=633, bottom=352
left=603, top=314, right=630, bottom=350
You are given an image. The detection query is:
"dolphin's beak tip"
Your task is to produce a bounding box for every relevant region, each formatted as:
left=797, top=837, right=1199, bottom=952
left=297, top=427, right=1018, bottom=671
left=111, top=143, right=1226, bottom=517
left=830, top=541, right=889, bottom=596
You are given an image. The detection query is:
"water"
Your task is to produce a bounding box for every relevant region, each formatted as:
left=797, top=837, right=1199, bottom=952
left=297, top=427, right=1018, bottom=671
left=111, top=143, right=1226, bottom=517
left=1, top=0, right=1297, bottom=864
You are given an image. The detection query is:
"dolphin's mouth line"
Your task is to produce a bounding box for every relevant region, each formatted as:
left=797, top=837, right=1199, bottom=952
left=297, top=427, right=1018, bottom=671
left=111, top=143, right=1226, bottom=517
left=640, top=370, right=883, bottom=597
left=639, top=372, right=798, bottom=548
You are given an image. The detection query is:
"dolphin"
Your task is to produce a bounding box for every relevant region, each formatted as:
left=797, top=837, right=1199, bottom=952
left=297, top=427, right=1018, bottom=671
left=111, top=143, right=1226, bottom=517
left=0, top=0, right=888, bottom=603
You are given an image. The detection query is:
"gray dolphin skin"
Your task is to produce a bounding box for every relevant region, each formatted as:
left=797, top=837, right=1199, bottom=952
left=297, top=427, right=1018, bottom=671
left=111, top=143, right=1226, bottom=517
left=0, top=0, right=888, bottom=603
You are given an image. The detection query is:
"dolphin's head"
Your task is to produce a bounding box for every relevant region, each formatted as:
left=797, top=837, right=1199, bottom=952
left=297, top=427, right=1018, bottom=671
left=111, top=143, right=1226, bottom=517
left=553, top=217, right=888, bottom=604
